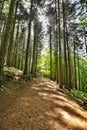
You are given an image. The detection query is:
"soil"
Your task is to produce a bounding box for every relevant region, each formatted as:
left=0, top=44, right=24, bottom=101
left=0, top=78, right=87, bottom=130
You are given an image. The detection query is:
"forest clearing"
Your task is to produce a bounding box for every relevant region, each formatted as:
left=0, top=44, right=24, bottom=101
left=0, top=0, right=87, bottom=130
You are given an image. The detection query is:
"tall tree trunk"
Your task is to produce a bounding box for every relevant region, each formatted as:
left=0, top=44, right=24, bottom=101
left=31, top=23, right=37, bottom=76
left=58, top=0, right=62, bottom=87
left=21, top=39, right=25, bottom=71
left=35, top=35, right=39, bottom=75
left=54, top=0, right=59, bottom=83
left=65, top=0, right=72, bottom=89
left=66, top=28, right=72, bottom=89
left=23, top=0, right=33, bottom=75
left=20, top=27, right=26, bottom=71
left=13, top=20, right=20, bottom=68
left=62, top=0, right=68, bottom=86
left=6, top=1, right=18, bottom=66
left=28, top=43, right=32, bottom=73
left=49, top=27, right=52, bottom=80
left=77, top=48, right=80, bottom=91
left=0, top=0, right=15, bottom=75
left=0, top=0, right=5, bottom=37
left=74, top=40, right=77, bottom=89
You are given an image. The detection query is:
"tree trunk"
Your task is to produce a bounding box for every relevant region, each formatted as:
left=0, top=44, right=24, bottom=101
left=77, top=48, right=80, bottom=90
left=6, top=1, right=18, bottom=66
left=58, top=0, right=62, bottom=87
left=74, top=40, right=77, bottom=89
left=49, top=27, right=52, bottom=80
left=35, top=35, right=39, bottom=75
left=31, top=23, right=37, bottom=76
left=23, top=0, right=33, bottom=75
left=13, top=20, right=20, bottom=68
left=20, top=28, right=26, bottom=71
left=0, top=0, right=15, bottom=75
left=62, top=0, right=68, bottom=86
left=65, top=0, right=72, bottom=89
left=0, top=0, right=5, bottom=38
left=54, top=0, right=59, bottom=83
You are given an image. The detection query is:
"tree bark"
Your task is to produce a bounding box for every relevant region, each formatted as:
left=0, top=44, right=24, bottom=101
left=6, top=1, right=18, bottom=66
left=58, top=0, right=62, bottom=87
left=0, top=0, right=15, bottom=75
left=31, top=24, right=37, bottom=75
left=54, top=0, right=59, bottom=83
left=62, top=0, right=68, bottom=86
left=23, top=0, right=33, bottom=75
left=13, top=20, right=20, bottom=68
left=77, top=48, right=80, bottom=91
left=74, top=39, right=77, bottom=89
left=49, top=27, right=52, bottom=80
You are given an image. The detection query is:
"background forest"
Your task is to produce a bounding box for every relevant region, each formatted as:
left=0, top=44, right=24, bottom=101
left=0, top=0, right=87, bottom=93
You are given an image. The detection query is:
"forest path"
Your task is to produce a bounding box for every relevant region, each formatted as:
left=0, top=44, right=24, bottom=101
left=0, top=78, right=87, bottom=130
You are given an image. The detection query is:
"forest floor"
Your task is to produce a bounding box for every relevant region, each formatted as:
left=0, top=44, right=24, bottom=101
left=0, top=67, right=87, bottom=130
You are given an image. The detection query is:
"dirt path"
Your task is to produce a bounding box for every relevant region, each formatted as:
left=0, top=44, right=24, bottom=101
left=0, top=78, right=87, bottom=130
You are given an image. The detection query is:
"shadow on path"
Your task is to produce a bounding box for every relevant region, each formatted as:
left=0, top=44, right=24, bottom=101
left=31, top=78, right=87, bottom=130
left=0, top=78, right=87, bottom=130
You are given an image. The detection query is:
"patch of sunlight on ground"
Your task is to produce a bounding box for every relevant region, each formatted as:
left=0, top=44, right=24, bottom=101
left=61, top=110, right=87, bottom=127
left=30, top=78, right=87, bottom=129
left=54, top=107, right=87, bottom=128
left=31, top=87, right=41, bottom=90
left=47, top=84, right=57, bottom=89
left=38, top=92, right=48, bottom=97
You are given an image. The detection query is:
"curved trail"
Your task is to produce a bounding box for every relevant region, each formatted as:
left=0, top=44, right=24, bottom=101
left=0, top=78, right=87, bottom=130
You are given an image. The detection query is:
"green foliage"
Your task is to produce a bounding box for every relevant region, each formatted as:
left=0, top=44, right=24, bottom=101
left=80, top=56, right=87, bottom=92
left=62, top=88, right=87, bottom=109
left=1, top=0, right=10, bottom=19
left=80, top=16, right=87, bottom=23
left=80, top=0, right=86, bottom=5
left=37, top=49, right=55, bottom=78
left=37, top=52, right=50, bottom=77
left=0, top=0, right=87, bottom=96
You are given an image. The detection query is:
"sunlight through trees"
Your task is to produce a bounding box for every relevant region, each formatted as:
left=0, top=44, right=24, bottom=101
left=0, top=0, right=87, bottom=92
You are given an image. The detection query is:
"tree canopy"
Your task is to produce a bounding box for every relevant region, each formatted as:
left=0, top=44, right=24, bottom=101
left=0, top=0, right=87, bottom=93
